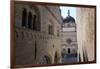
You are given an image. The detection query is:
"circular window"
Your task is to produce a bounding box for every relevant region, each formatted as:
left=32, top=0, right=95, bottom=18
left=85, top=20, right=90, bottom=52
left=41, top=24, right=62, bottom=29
left=66, top=38, right=72, bottom=44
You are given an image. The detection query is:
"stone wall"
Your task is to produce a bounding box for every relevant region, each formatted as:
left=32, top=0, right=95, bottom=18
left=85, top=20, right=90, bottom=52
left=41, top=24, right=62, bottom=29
left=76, top=7, right=95, bottom=62
left=14, top=3, right=62, bottom=65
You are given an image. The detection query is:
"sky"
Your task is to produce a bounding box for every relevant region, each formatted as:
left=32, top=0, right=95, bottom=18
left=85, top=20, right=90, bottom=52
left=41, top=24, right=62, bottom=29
left=60, top=6, right=76, bottom=20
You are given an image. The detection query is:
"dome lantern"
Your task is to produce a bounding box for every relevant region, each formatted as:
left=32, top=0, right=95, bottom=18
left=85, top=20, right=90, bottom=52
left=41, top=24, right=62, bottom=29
left=63, top=10, right=75, bottom=23
left=68, top=10, right=70, bottom=16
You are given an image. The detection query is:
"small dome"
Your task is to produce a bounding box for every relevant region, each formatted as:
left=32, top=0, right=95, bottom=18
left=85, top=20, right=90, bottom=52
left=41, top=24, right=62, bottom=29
left=63, top=16, right=75, bottom=23
left=63, top=10, right=75, bottom=23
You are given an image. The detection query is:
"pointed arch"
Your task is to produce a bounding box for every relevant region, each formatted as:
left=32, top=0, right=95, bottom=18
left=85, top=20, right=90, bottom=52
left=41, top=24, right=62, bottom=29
left=32, top=6, right=41, bottom=31
left=22, top=8, right=27, bottom=27
left=28, top=12, right=32, bottom=29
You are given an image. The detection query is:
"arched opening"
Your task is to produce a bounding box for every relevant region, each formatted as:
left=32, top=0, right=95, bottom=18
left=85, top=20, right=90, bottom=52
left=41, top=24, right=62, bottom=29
left=44, top=56, right=51, bottom=64
left=28, top=12, right=32, bottom=29
left=40, top=56, right=51, bottom=64
left=32, top=7, right=41, bottom=31
left=33, top=15, right=37, bottom=30
left=48, top=24, right=54, bottom=35
left=48, top=25, right=51, bottom=34
left=21, top=6, right=41, bottom=31
left=22, top=8, right=27, bottom=27
left=68, top=48, right=70, bottom=54
left=54, top=52, right=58, bottom=64
left=62, top=48, right=66, bottom=58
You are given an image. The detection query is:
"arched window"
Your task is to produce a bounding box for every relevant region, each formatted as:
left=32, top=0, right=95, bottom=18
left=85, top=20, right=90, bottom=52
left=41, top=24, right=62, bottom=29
left=32, top=7, right=41, bottom=31
left=48, top=25, right=51, bottom=34
left=48, top=24, right=54, bottom=35
left=51, top=25, right=54, bottom=35
left=28, top=12, right=32, bottom=29
left=68, top=48, right=70, bottom=54
left=22, top=8, right=27, bottom=27
left=33, top=15, right=36, bottom=30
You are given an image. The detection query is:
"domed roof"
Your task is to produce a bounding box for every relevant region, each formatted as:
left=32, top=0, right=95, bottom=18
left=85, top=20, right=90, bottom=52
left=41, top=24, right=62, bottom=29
left=63, top=10, right=75, bottom=23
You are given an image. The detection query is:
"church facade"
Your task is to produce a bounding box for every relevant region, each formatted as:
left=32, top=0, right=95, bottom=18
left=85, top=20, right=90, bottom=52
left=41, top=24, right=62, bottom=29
left=61, top=10, right=78, bottom=63
left=14, top=3, right=63, bottom=65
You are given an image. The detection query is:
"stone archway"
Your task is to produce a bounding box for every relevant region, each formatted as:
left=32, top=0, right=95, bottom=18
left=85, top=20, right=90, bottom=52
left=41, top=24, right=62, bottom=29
left=44, top=56, right=51, bottom=64
left=39, top=55, right=51, bottom=64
